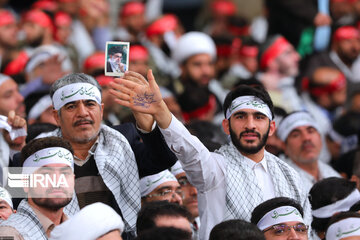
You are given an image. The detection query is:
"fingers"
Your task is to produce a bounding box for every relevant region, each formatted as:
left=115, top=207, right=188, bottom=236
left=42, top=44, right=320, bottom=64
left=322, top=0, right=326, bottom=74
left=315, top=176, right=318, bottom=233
left=109, top=88, right=132, bottom=102
left=7, top=110, right=27, bottom=129
left=124, top=71, right=148, bottom=85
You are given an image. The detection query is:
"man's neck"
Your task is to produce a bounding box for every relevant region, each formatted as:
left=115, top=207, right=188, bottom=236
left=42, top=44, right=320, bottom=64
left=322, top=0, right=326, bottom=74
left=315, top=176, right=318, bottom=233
left=241, top=149, right=265, bottom=163
left=294, top=160, right=319, bottom=180
left=28, top=199, right=64, bottom=225
left=71, top=138, right=97, bottom=161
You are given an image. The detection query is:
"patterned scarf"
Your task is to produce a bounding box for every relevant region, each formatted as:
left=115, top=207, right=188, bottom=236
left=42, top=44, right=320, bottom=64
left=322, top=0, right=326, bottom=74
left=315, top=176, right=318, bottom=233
left=216, top=142, right=305, bottom=221
left=38, top=124, right=140, bottom=232
left=0, top=199, right=47, bottom=240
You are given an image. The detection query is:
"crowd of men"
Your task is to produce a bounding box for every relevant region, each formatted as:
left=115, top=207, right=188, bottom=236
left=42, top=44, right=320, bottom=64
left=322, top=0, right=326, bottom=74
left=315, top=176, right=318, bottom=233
left=0, top=0, right=360, bottom=239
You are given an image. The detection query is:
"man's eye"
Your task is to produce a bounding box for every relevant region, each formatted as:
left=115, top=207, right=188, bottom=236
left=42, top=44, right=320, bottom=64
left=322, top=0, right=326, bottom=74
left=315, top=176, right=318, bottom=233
left=66, top=104, right=75, bottom=110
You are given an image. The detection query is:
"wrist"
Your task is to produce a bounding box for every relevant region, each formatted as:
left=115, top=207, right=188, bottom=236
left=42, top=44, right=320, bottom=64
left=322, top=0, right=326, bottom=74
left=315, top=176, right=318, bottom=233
left=154, top=100, right=172, bottom=129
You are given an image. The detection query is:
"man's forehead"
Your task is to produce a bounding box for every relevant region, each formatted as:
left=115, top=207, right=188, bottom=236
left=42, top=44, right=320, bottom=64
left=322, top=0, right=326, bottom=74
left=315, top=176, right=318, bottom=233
left=0, top=200, right=10, bottom=207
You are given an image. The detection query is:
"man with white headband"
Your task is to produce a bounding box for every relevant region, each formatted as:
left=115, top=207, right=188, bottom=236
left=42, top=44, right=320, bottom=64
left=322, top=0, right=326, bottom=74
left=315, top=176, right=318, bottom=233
left=251, top=197, right=308, bottom=240
left=170, top=161, right=200, bottom=239
left=0, top=186, right=15, bottom=221
left=39, top=73, right=177, bottom=238
left=140, top=170, right=183, bottom=205
left=325, top=212, right=360, bottom=240
left=109, top=71, right=311, bottom=240
left=0, top=136, right=75, bottom=239
left=277, top=111, right=340, bottom=192
left=309, top=177, right=359, bottom=239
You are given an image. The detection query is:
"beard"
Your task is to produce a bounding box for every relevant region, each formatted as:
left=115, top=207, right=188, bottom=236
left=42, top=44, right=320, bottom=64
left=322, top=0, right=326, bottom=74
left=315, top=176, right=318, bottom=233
left=32, top=197, right=72, bottom=211
left=27, top=34, right=44, bottom=48
left=229, top=122, right=270, bottom=155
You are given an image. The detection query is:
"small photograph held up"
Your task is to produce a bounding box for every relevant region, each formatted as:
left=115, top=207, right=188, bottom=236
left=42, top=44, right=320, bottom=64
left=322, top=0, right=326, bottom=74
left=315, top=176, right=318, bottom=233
left=105, top=41, right=129, bottom=77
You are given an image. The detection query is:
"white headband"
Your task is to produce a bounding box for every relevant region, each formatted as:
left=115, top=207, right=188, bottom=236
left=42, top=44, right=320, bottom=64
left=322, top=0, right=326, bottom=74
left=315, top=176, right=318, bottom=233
left=326, top=218, right=360, bottom=240
left=52, top=83, right=101, bottom=110
left=170, top=161, right=185, bottom=177
left=277, top=111, right=320, bottom=142
left=140, top=170, right=178, bottom=197
left=312, top=189, right=360, bottom=218
left=225, top=96, right=272, bottom=120
left=257, top=206, right=304, bottom=231
left=28, top=95, right=52, bottom=120
left=0, top=187, right=13, bottom=209
left=0, top=74, right=10, bottom=87
left=22, top=147, right=74, bottom=174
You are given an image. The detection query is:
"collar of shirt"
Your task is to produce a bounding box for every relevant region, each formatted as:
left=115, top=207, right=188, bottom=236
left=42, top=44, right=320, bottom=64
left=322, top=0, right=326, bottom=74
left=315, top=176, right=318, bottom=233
left=242, top=154, right=269, bottom=172
left=74, top=139, right=99, bottom=166
left=31, top=205, right=68, bottom=237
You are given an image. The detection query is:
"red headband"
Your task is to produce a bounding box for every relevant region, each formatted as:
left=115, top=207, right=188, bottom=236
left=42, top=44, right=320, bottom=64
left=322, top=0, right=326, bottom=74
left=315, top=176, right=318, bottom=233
left=3, top=51, right=29, bottom=76
left=121, top=2, right=145, bottom=18
left=239, top=45, right=258, bottom=57
left=260, top=36, right=291, bottom=70
left=146, top=14, right=178, bottom=37
left=32, top=0, right=58, bottom=12
left=83, top=52, right=105, bottom=71
left=23, top=10, right=53, bottom=31
left=129, top=45, right=148, bottom=61
left=333, top=26, right=360, bottom=42
left=96, top=75, right=113, bottom=86
left=182, top=95, right=217, bottom=123
left=54, top=11, right=72, bottom=27
left=211, top=0, right=236, bottom=16
left=216, top=45, right=232, bottom=57
left=0, top=10, right=16, bottom=27
left=303, top=73, right=347, bottom=96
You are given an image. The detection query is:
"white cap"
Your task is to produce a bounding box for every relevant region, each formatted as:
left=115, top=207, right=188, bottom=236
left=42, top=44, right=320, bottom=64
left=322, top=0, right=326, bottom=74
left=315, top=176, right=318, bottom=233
left=49, top=202, right=124, bottom=240
left=0, top=186, right=13, bottom=209
left=140, top=170, right=178, bottom=197
left=172, top=32, right=216, bottom=64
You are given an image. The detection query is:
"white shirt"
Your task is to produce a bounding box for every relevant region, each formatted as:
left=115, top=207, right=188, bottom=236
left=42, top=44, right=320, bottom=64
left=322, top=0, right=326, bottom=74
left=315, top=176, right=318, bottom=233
left=160, top=116, right=311, bottom=240
left=243, top=156, right=275, bottom=200
left=283, top=157, right=341, bottom=193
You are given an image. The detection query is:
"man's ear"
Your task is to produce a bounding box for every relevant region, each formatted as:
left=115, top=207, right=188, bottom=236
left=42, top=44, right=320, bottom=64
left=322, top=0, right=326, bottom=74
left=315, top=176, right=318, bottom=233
left=222, top=118, right=230, bottom=135
left=53, top=109, right=61, bottom=126
left=268, top=120, right=276, bottom=137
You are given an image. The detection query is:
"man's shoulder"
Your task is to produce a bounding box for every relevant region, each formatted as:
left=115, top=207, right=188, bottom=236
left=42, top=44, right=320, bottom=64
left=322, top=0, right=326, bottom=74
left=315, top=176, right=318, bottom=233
left=266, top=152, right=300, bottom=177
left=0, top=225, right=24, bottom=240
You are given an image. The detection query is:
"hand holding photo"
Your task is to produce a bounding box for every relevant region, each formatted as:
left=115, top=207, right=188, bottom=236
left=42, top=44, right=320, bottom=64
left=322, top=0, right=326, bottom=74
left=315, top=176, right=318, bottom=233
left=105, top=41, right=130, bottom=77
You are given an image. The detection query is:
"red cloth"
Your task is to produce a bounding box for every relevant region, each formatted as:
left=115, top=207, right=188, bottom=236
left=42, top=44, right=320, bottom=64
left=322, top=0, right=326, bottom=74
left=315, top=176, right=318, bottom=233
left=0, top=10, right=16, bottom=27
left=83, top=52, right=105, bottom=71
left=3, top=51, right=29, bottom=76
left=260, top=36, right=291, bottom=70
left=146, top=14, right=178, bottom=37
left=333, top=26, right=360, bottom=42
left=211, top=0, right=236, bottom=16
left=121, top=2, right=145, bottom=18
left=129, top=45, right=148, bottom=61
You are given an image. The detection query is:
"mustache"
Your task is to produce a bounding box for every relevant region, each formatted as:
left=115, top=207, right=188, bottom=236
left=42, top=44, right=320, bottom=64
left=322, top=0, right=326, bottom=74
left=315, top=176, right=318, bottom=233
left=240, top=130, right=261, bottom=138
left=73, top=119, right=94, bottom=127
left=301, top=141, right=315, bottom=150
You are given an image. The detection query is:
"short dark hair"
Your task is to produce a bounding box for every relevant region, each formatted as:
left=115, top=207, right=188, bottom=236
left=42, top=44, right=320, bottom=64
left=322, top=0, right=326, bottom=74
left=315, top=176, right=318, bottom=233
left=108, top=46, right=124, bottom=56
left=134, top=227, right=192, bottom=240
left=209, top=219, right=265, bottom=240
left=26, top=123, right=58, bottom=143
left=309, top=177, right=356, bottom=233
left=250, top=197, right=304, bottom=225
left=136, top=201, right=192, bottom=235
left=21, top=137, right=73, bottom=166
left=223, top=84, right=274, bottom=120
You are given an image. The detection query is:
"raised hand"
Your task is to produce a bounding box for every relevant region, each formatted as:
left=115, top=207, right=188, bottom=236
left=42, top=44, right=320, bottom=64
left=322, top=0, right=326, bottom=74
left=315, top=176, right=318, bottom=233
left=3, top=110, right=27, bottom=151
left=109, top=70, right=173, bottom=129
left=109, top=70, right=163, bottom=114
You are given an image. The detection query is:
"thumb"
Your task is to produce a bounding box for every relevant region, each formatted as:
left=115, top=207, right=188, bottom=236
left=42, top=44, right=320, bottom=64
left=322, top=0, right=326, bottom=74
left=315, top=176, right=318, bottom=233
left=147, top=69, right=159, bottom=91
